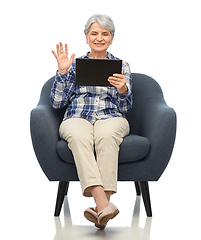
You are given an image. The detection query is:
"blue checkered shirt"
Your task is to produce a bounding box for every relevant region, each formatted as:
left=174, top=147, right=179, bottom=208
left=50, top=52, right=133, bottom=124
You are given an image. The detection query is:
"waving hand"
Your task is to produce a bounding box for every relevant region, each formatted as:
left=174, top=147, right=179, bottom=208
left=52, top=42, right=75, bottom=74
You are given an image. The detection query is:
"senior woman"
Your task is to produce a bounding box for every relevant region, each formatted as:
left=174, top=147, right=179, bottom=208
left=50, top=14, right=133, bottom=229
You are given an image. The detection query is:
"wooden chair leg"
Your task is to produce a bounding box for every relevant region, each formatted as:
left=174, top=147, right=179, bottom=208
left=139, top=181, right=152, bottom=217
left=54, top=181, right=69, bottom=217
left=134, top=181, right=141, bottom=195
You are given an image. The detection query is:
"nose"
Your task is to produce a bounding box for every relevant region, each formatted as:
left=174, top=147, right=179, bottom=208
left=97, top=33, right=103, bottom=41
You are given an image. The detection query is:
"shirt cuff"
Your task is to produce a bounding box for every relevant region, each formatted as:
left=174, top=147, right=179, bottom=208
left=56, top=70, right=68, bottom=82
left=118, top=89, right=132, bottom=99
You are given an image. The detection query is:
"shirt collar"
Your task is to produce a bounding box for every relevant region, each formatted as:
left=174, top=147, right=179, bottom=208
left=82, top=52, right=113, bottom=59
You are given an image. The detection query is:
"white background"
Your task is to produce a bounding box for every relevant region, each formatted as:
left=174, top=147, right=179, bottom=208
left=1, top=0, right=201, bottom=239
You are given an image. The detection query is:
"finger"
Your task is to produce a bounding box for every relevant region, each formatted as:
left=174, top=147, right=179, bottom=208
left=108, top=78, right=119, bottom=86
left=52, top=50, right=58, bottom=59
left=108, top=76, right=121, bottom=82
left=59, top=42, right=64, bottom=54
left=70, top=54, right=76, bottom=62
left=108, top=80, right=116, bottom=87
left=56, top=44, right=60, bottom=55
left=65, top=43, right=68, bottom=55
left=113, top=73, right=123, bottom=78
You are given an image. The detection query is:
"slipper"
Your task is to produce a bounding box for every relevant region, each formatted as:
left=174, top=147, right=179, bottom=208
left=84, top=207, right=106, bottom=229
left=98, top=203, right=119, bottom=226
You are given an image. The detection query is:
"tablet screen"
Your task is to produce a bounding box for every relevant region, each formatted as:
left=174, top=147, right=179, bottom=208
left=76, top=58, right=122, bottom=87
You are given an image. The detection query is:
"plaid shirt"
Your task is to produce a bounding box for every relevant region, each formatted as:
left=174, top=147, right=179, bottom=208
left=50, top=52, right=133, bottom=124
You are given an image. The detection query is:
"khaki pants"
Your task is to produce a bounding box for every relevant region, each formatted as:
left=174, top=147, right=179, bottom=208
left=59, top=117, right=130, bottom=197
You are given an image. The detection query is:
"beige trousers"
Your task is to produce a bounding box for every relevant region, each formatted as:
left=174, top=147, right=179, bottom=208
left=59, top=117, right=130, bottom=197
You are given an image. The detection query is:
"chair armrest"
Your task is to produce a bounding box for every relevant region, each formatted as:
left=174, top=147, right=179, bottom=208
left=30, top=104, right=66, bottom=180
left=136, top=101, right=176, bottom=179
left=31, top=104, right=61, bottom=144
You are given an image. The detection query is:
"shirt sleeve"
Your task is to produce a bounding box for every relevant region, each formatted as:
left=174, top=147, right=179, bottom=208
left=50, top=64, right=76, bottom=109
left=116, top=61, right=133, bottom=113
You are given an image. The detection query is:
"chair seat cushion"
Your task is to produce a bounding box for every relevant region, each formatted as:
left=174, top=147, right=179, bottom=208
left=118, top=134, right=150, bottom=163
left=56, top=134, right=150, bottom=164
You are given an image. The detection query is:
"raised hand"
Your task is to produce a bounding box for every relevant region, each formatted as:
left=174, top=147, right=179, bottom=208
left=52, top=42, right=75, bottom=74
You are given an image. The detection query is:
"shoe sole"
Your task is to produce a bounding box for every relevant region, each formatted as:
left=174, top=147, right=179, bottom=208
left=99, top=209, right=119, bottom=226
left=84, top=211, right=106, bottom=229
left=84, top=211, right=97, bottom=224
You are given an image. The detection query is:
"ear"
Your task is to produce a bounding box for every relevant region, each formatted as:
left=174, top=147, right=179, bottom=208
left=85, top=34, right=89, bottom=44
left=110, top=34, right=114, bottom=44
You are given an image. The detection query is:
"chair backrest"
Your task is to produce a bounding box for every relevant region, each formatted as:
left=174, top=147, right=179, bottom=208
left=128, top=73, right=166, bottom=135
left=38, top=73, right=166, bottom=134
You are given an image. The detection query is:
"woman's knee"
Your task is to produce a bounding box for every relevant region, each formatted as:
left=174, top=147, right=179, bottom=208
left=95, top=132, right=120, bottom=149
left=59, top=118, right=93, bottom=143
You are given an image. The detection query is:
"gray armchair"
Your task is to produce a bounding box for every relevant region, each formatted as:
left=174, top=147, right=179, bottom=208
left=30, top=73, right=176, bottom=217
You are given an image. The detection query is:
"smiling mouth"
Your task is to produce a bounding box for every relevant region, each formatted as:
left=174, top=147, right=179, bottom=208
left=95, top=43, right=105, bottom=47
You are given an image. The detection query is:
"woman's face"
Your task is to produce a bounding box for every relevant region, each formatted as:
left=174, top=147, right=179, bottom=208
left=86, top=22, right=114, bottom=55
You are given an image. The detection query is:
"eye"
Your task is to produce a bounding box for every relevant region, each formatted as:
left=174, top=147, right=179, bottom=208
left=103, top=33, right=109, bottom=36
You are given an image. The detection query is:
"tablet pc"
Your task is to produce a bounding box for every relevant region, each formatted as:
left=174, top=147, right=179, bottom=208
left=76, top=58, right=122, bottom=86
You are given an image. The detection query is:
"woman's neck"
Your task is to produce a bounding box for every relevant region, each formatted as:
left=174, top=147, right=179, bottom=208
left=89, top=51, right=108, bottom=59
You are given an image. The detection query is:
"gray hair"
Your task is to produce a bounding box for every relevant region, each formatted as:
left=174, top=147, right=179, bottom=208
left=84, top=14, right=115, bottom=36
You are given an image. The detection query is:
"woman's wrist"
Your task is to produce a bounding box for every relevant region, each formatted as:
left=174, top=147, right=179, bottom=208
left=58, top=69, right=68, bottom=75
left=118, top=86, right=128, bottom=95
